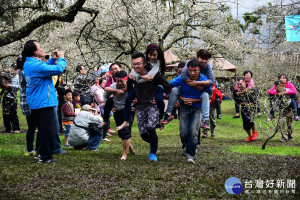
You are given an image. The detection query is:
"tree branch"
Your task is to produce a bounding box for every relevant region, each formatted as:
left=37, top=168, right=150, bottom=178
left=0, top=53, right=18, bottom=61
left=0, top=0, right=88, bottom=47
left=163, top=35, right=202, bottom=51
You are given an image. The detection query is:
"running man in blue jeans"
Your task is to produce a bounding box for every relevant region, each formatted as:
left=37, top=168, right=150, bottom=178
left=169, top=59, right=211, bottom=164
left=162, top=49, right=214, bottom=130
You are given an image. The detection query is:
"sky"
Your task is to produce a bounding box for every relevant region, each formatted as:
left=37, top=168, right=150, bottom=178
left=229, top=0, right=271, bottom=22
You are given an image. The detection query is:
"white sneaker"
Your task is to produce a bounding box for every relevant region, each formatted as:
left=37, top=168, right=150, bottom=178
left=187, top=158, right=195, bottom=164
left=102, top=138, right=111, bottom=142
left=187, top=154, right=195, bottom=164
left=13, top=130, right=20, bottom=133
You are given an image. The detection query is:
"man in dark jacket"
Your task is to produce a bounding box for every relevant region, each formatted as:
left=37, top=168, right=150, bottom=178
left=74, top=65, right=96, bottom=105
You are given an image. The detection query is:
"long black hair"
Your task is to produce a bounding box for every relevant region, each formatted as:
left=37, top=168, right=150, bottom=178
left=145, top=44, right=166, bottom=75
left=16, top=55, right=23, bottom=70
left=21, top=40, right=37, bottom=66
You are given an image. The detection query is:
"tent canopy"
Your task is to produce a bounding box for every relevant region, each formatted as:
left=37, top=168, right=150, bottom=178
left=164, top=50, right=237, bottom=73
left=164, top=50, right=180, bottom=67
left=209, top=55, right=237, bottom=73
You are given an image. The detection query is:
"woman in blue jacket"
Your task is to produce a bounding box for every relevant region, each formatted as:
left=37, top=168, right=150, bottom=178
left=22, top=40, right=66, bottom=163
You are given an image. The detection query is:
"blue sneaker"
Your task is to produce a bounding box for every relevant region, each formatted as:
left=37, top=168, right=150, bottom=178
left=148, top=153, right=158, bottom=162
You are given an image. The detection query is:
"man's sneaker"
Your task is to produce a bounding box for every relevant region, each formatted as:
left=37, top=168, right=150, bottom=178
left=64, top=144, right=71, bottom=147
left=102, top=138, right=111, bottom=142
left=6, top=94, right=14, bottom=99
left=162, top=114, right=173, bottom=124
left=201, top=120, right=210, bottom=130
left=38, top=159, right=58, bottom=164
left=148, top=153, right=158, bottom=162
left=211, top=134, right=215, bottom=138
left=287, top=138, right=293, bottom=141
left=217, top=115, right=221, bottom=119
left=187, top=154, right=195, bottom=164
left=13, top=130, right=20, bottom=134
left=202, top=133, right=208, bottom=138
left=251, top=131, right=258, bottom=140
left=246, top=136, right=252, bottom=142
left=25, top=150, right=36, bottom=156
left=295, top=116, right=299, bottom=121
left=108, top=128, right=115, bottom=133
left=232, top=115, right=240, bottom=118
left=106, top=133, right=112, bottom=137
left=34, top=154, right=41, bottom=160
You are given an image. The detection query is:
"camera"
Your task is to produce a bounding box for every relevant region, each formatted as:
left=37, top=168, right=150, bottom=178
left=44, top=55, right=50, bottom=59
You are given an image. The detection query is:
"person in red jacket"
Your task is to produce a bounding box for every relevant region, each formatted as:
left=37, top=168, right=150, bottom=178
left=202, top=84, right=223, bottom=138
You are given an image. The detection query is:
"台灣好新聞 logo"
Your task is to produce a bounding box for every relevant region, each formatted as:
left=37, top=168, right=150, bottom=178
left=225, top=177, right=243, bottom=194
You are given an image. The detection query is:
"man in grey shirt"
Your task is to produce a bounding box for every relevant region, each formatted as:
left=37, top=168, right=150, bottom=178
left=104, top=70, right=135, bottom=160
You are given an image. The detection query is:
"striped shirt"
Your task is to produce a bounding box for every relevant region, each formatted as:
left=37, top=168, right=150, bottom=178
left=19, top=70, right=31, bottom=116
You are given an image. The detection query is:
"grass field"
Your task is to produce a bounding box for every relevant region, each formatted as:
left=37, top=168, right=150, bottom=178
left=0, top=100, right=299, bottom=199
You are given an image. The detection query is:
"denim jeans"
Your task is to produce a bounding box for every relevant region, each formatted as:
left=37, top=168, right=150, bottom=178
left=200, top=92, right=209, bottom=121
left=166, top=87, right=181, bottom=115
left=291, top=99, right=298, bottom=116
left=74, top=133, right=103, bottom=150
left=166, top=87, right=209, bottom=121
left=87, top=133, right=103, bottom=149
left=53, top=105, right=62, bottom=154
left=64, top=124, right=71, bottom=137
left=180, top=105, right=202, bottom=157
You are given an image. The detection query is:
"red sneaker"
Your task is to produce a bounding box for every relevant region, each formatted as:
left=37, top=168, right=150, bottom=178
left=246, top=136, right=252, bottom=142
left=201, top=120, right=210, bottom=130
left=108, top=128, right=115, bottom=133
left=162, top=114, right=173, bottom=124
left=252, top=131, right=258, bottom=140
left=168, top=115, right=174, bottom=121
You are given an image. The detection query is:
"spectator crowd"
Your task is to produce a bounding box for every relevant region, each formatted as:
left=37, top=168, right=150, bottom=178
left=0, top=40, right=299, bottom=164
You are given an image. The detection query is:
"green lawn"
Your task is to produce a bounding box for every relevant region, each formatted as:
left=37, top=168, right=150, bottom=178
left=0, top=100, right=299, bottom=199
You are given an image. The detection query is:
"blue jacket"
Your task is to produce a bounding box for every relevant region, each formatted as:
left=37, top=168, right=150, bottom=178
left=182, top=60, right=215, bottom=85
left=24, top=57, right=66, bottom=109
left=170, top=74, right=211, bottom=107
